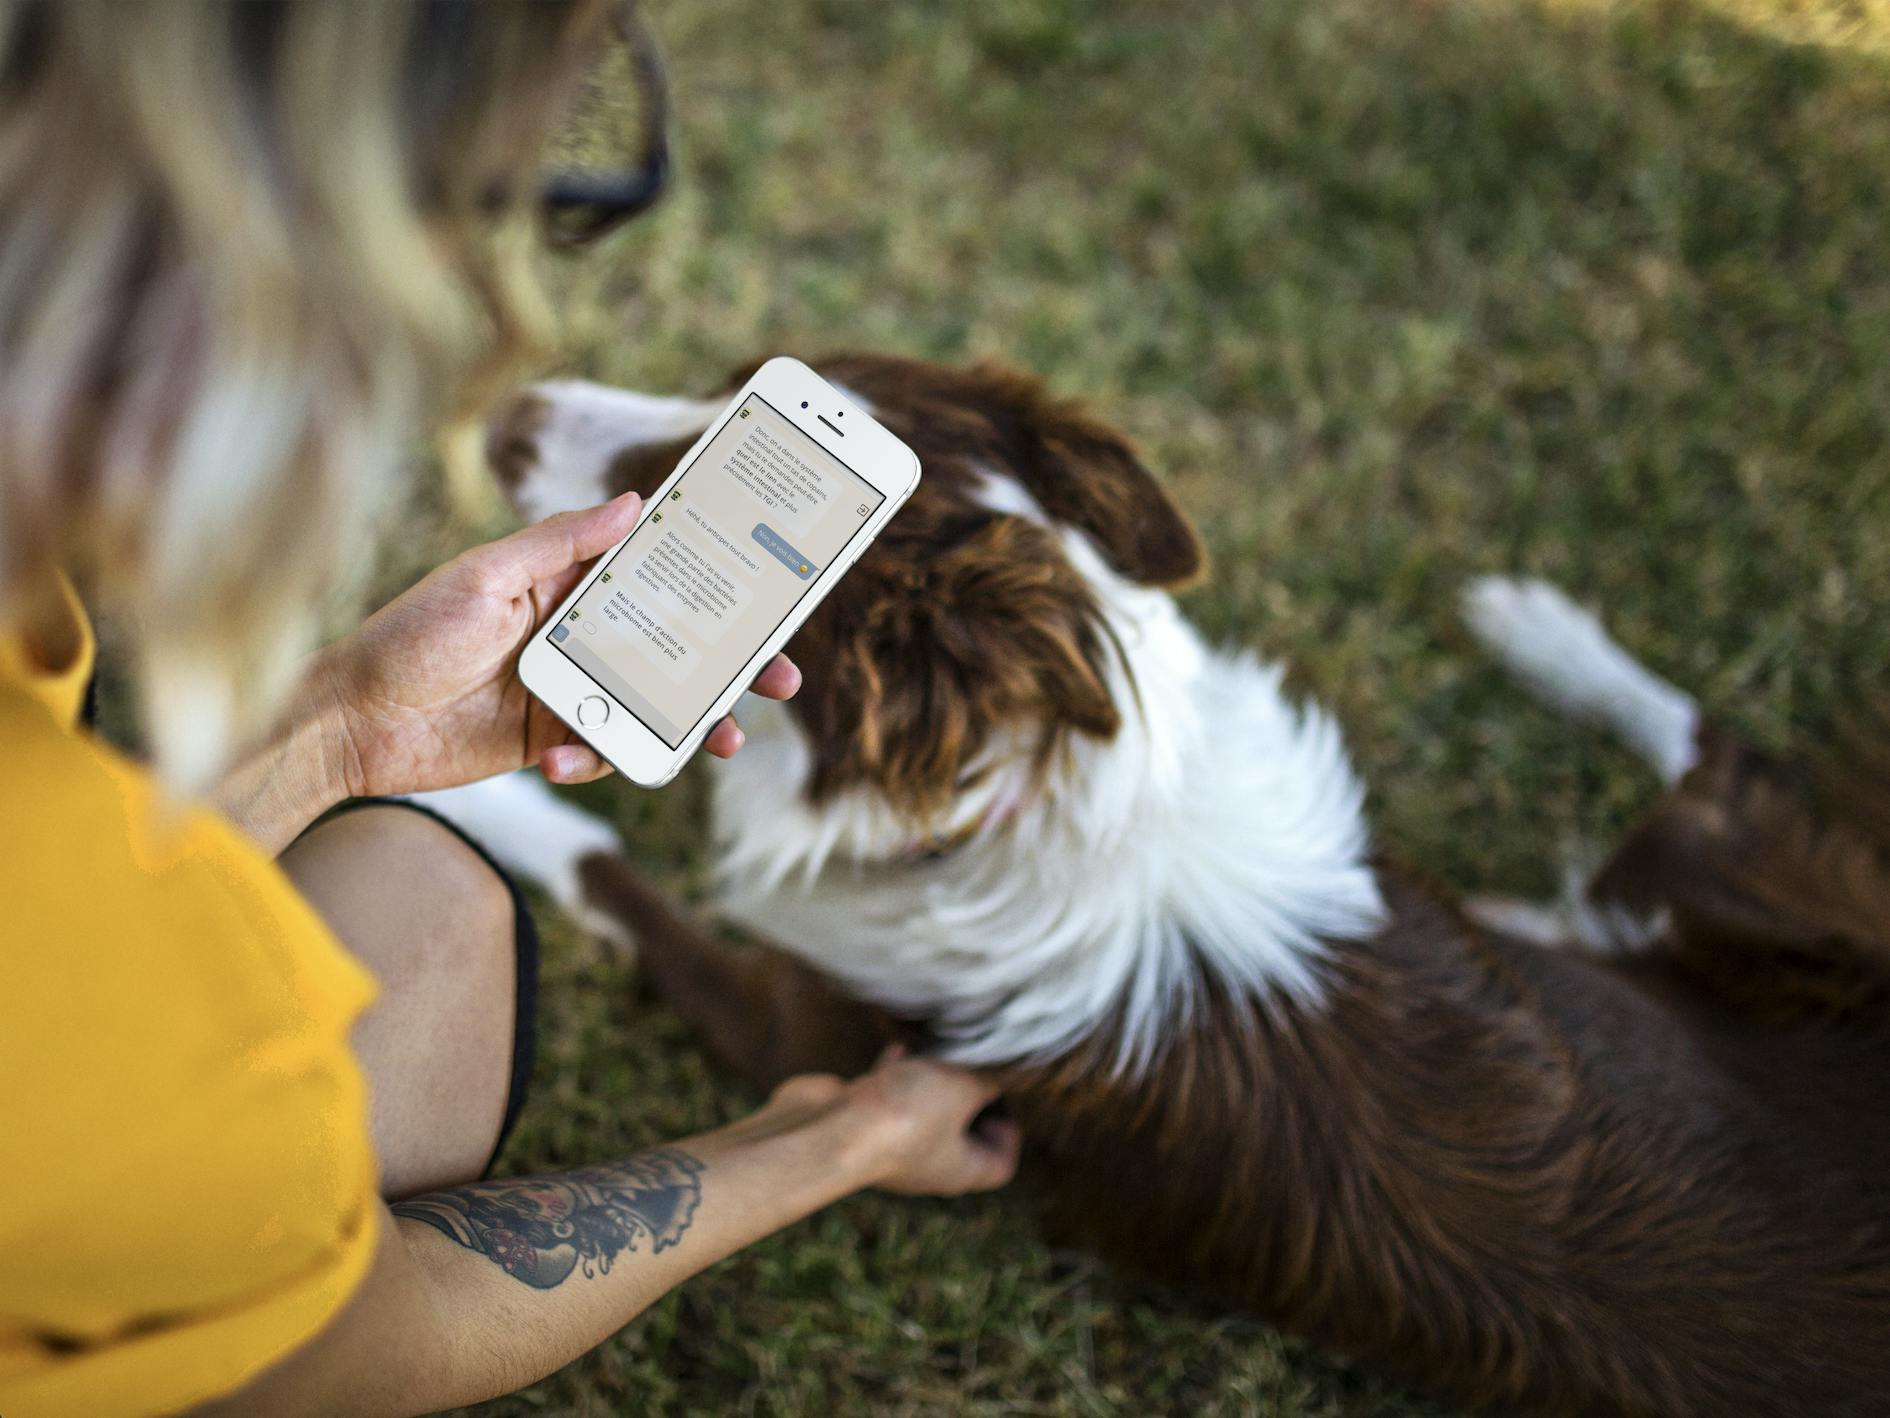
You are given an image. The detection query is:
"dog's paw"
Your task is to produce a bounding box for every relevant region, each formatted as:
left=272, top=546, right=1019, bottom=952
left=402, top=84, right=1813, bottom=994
left=1464, top=894, right=1577, bottom=949
left=405, top=773, right=620, bottom=918
left=1462, top=577, right=1618, bottom=702
left=1461, top=575, right=1698, bottom=781
left=1467, top=865, right=1671, bottom=958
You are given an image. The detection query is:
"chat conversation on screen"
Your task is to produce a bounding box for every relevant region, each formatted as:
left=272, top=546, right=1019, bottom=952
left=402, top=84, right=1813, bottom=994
left=612, top=529, right=750, bottom=645
left=725, top=422, right=834, bottom=527
left=553, top=391, right=885, bottom=746
left=598, top=586, right=696, bottom=684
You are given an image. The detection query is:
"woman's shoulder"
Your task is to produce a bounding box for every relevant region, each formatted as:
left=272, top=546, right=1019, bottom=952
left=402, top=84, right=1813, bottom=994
left=0, top=687, right=382, bottom=1417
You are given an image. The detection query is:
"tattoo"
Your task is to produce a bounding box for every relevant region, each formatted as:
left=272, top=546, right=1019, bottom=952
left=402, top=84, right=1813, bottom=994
left=392, top=1148, right=704, bottom=1289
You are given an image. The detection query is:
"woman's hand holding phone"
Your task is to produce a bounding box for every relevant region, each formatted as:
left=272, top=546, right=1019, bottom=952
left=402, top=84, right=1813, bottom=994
left=319, top=491, right=801, bottom=798
left=215, top=493, right=797, bottom=853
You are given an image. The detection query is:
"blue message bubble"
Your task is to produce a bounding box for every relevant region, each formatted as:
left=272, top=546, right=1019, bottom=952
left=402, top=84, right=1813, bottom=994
left=752, top=523, right=817, bottom=579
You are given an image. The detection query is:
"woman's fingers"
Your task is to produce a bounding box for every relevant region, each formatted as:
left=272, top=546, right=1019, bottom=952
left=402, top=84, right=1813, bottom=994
left=958, top=1116, right=1024, bottom=1192
left=700, top=657, right=798, bottom=758
left=750, top=654, right=802, bottom=701
left=540, top=742, right=614, bottom=784
left=485, top=491, right=642, bottom=594
left=702, top=656, right=799, bottom=756
left=703, top=716, right=745, bottom=758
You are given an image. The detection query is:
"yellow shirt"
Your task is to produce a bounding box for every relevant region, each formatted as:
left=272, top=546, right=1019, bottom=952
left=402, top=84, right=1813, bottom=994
left=0, top=582, right=380, bottom=1417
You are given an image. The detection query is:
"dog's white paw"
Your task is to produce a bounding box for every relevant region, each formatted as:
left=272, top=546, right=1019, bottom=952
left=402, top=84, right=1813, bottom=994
left=572, top=902, right=639, bottom=962
left=406, top=773, right=620, bottom=918
left=1465, top=895, right=1576, bottom=948
left=1462, top=575, right=1699, bottom=782
left=1466, top=883, right=1669, bottom=957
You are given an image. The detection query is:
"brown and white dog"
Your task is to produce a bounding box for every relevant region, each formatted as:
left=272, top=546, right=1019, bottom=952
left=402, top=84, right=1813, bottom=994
left=424, top=355, right=1890, bottom=1416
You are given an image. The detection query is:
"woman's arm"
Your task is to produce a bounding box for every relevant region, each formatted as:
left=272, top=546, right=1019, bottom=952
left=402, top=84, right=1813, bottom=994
left=210, top=675, right=357, bottom=854
left=196, top=1056, right=1019, bottom=1418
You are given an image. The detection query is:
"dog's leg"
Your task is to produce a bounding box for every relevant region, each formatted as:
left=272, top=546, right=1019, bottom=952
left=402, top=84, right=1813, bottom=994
left=405, top=773, right=636, bottom=955
left=1590, top=728, right=1890, bottom=1019
left=1463, top=895, right=1576, bottom=947
left=1462, top=576, right=1700, bottom=783
left=1466, top=867, right=1670, bottom=957
left=577, top=854, right=903, bottom=1090
left=1458, top=577, right=1703, bottom=953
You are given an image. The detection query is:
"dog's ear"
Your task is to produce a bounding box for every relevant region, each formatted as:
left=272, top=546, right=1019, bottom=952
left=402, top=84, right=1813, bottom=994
left=945, top=363, right=1209, bottom=589
left=1016, top=391, right=1206, bottom=588
left=790, top=515, right=1120, bottom=818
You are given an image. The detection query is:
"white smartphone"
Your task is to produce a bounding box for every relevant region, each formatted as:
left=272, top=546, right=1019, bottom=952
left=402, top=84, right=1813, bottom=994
left=517, top=356, right=921, bottom=787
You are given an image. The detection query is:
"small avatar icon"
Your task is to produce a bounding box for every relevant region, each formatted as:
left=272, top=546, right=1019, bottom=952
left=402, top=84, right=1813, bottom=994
left=798, top=563, right=810, bottom=574
left=670, top=489, right=682, bottom=501
left=600, top=571, right=612, bottom=583
left=739, top=408, right=752, bottom=419
left=567, top=609, right=580, bottom=621
left=652, top=511, right=664, bottom=522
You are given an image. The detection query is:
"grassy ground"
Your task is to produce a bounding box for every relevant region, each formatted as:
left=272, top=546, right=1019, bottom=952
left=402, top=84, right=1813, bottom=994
left=362, top=0, right=1890, bottom=1411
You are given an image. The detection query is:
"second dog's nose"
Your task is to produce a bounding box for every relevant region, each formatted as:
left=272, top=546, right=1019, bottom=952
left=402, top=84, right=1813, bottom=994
left=484, top=388, right=550, bottom=498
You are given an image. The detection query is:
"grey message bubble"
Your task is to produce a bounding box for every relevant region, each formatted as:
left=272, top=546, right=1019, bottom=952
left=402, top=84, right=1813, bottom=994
left=752, top=522, right=817, bottom=579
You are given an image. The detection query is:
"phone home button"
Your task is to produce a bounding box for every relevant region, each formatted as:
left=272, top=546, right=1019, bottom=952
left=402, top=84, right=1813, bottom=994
left=576, top=695, right=610, bottom=728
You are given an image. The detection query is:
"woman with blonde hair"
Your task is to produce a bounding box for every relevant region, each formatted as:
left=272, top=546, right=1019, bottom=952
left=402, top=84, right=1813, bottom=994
left=0, top=4, right=1019, bottom=1414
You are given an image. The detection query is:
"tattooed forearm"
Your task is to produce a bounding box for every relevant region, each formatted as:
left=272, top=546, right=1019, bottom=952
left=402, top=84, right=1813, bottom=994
left=392, top=1148, right=705, bottom=1289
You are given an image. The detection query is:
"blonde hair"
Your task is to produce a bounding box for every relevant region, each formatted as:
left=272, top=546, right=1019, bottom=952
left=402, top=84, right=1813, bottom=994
left=0, top=0, right=601, bottom=789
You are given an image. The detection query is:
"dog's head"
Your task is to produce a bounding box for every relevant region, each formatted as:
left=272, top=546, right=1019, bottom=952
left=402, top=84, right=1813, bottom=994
left=488, top=354, right=1204, bottom=860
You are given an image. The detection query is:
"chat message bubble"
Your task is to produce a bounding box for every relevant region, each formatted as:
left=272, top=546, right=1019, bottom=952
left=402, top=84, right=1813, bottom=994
left=592, top=587, right=696, bottom=684
left=607, top=528, right=751, bottom=646
left=725, top=424, right=834, bottom=527
left=751, top=523, right=817, bottom=579
left=683, top=504, right=765, bottom=577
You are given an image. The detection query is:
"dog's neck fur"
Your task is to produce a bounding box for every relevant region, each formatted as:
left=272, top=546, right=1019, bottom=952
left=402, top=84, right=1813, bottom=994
left=711, top=511, right=1386, bottom=1073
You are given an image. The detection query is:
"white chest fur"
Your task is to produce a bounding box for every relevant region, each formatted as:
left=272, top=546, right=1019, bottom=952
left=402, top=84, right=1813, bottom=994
left=710, top=531, right=1386, bottom=1074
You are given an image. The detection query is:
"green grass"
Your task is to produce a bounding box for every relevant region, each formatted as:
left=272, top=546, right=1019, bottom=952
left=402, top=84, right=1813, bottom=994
left=373, top=0, right=1890, bottom=1411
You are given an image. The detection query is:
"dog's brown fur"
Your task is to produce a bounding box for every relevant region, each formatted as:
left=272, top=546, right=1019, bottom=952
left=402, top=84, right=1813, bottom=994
left=504, top=356, right=1890, bottom=1415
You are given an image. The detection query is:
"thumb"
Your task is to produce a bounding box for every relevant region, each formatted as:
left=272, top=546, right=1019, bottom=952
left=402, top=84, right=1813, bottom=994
left=936, top=1113, right=1022, bottom=1195
left=484, top=491, right=642, bottom=591
left=964, top=1116, right=1024, bottom=1191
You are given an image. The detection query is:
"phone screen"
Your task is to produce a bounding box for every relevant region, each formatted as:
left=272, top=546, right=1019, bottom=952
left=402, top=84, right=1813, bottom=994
left=547, top=392, right=885, bottom=747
